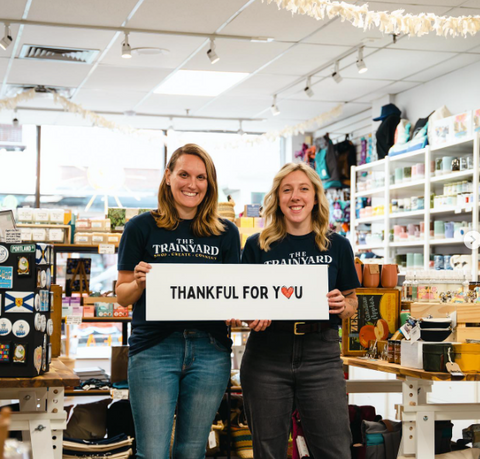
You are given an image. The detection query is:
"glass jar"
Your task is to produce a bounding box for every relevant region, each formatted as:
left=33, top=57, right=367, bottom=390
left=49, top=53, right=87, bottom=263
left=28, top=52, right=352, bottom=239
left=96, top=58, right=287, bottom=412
left=402, top=273, right=412, bottom=301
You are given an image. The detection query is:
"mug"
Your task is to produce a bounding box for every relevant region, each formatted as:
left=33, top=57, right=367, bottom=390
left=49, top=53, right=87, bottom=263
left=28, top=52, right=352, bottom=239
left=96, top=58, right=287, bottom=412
left=443, top=255, right=453, bottom=270
left=406, top=253, right=415, bottom=269
left=445, top=221, right=454, bottom=239
left=435, top=158, right=443, bottom=175
left=355, top=264, right=363, bottom=286
left=403, top=166, right=412, bottom=181
left=434, top=255, right=444, bottom=270
left=451, top=255, right=472, bottom=271
left=442, top=156, right=454, bottom=173
left=434, top=220, right=445, bottom=238
left=395, top=168, right=404, bottom=183
left=363, top=264, right=380, bottom=288
left=414, top=253, right=424, bottom=269
left=381, top=264, right=398, bottom=288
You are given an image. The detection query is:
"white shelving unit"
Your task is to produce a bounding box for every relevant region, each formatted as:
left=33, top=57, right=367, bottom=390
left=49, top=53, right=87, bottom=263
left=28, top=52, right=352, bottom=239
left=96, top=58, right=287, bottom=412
left=350, top=134, right=480, bottom=281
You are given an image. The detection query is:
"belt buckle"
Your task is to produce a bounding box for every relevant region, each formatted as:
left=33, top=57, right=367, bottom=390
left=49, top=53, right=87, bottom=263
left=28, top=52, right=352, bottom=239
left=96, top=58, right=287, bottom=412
left=294, top=322, right=305, bottom=335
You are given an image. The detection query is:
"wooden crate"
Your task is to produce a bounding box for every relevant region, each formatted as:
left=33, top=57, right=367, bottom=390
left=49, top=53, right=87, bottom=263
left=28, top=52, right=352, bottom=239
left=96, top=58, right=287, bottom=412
left=411, top=302, right=480, bottom=343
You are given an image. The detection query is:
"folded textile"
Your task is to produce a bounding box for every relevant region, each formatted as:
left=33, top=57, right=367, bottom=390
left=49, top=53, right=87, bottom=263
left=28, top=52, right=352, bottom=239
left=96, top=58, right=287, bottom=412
left=63, top=445, right=132, bottom=456
left=64, top=434, right=130, bottom=446
left=62, top=450, right=132, bottom=459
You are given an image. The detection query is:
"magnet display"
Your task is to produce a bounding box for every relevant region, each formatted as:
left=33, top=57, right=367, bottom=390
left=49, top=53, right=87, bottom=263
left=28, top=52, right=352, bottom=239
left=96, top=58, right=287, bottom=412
left=13, top=343, right=27, bottom=364
left=17, top=256, right=30, bottom=277
left=0, top=343, right=11, bottom=363
left=0, top=318, right=12, bottom=337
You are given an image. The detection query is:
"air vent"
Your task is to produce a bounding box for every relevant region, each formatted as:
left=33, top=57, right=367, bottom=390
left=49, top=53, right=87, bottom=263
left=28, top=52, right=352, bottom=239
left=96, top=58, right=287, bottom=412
left=19, top=44, right=99, bottom=64
left=6, top=84, right=74, bottom=99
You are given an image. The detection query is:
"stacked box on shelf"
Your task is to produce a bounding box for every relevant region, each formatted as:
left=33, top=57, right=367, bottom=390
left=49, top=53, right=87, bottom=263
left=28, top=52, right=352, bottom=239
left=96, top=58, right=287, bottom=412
left=0, top=242, right=54, bottom=377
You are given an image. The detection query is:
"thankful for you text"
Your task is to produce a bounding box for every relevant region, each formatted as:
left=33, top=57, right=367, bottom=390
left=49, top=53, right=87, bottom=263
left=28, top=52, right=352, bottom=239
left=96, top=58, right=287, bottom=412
left=169, top=285, right=303, bottom=300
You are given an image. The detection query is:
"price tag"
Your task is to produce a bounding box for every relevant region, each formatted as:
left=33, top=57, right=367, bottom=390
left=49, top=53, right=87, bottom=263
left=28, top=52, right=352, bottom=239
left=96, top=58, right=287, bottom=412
left=111, top=389, right=129, bottom=400
left=208, top=431, right=217, bottom=449
left=98, top=244, right=115, bottom=254
left=5, top=230, right=22, bottom=243
left=66, top=315, right=82, bottom=325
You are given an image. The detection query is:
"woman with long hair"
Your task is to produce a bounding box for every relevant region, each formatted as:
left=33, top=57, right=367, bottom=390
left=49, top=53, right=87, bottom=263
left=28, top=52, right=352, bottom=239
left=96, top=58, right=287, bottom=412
left=116, top=144, right=240, bottom=458
left=240, top=162, right=360, bottom=458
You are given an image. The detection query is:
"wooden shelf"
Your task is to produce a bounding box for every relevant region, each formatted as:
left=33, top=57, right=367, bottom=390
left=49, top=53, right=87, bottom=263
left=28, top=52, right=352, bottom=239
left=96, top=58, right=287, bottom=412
left=62, top=317, right=131, bottom=323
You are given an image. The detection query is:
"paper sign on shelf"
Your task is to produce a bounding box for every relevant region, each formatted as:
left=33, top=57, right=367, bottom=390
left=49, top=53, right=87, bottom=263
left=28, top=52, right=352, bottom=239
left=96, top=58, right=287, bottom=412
left=5, top=230, right=22, bottom=243
left=66, top=315, right=82, bottom=325
left=98, top=244, right=115, bottom=254
left=146, top=264, right=329, bottom=321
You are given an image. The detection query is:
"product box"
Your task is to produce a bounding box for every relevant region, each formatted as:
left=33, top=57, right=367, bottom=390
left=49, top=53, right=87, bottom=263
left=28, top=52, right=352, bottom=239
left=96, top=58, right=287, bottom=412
left=342, top=288, right=400, bottom=356
left=113, top=305, right=129, bottom=318
left=253, top=218, right=265, bottom=228
left=62, top=304, right=73, bottom=317
left=49, top=209, right=65, bottom=224
left=33, top=208, right=49, bottom=223
left=106, top=233, right=121, bottom=246
left=76, top=219, right=91, bottom=230
left=63, top=210, right=73, bottom=225
left=432, top=116, right=454, bottom=146
left=452, top=111, right=472, bottom=140
left=236, top=217, right=254, bottom=228
left=17, top=207, right=33, bottom=222
left=400, top=341, right=425, bottom=369
left=91, top=233, right=107, bottom=244
left=20, top=227, right=32, bottom=242
left=95, top=303, right=114, bottom=318
left=244, top=204, right=261, bottom=218
left=32, top=228, right=47, bottom=242
left=74, top=233, right=92, bottom=245
left=48, top=228, right=65, bottom=243
left=83, top=305, right=95, bottom=318
left=474, top=109, right=480, bottom=133
left=108, top=208, right=127, bottom=232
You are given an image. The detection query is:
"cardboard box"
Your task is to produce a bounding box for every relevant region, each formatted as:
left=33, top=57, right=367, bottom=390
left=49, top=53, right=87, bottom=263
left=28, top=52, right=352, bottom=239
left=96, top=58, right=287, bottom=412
left=74, top=233, right=91, bottom=245
left=20, top=227, right=33, bottom=241
left=342, top=288, right=401, bottom=356
left=48, top=228, right=65, bottom=243
left=76, top=219, right=91, bottom=230
left=113, top=305, right=129, bottom=318
left=83, top=305, right=95, bottom=318
left=49, top=209, right=65, bottom=224
left=32, top=228, right=47, bottom=241
left=91, top=233, right=107, bottom=244
left=17, top=207, right=33, bottom=222
left=253, top=218, right=265, bottom=228
left=95, top=302, right=114, bottom=317
left=106, top=233, right=121, bottom=246
left=33, top=208, right=49, bottom=223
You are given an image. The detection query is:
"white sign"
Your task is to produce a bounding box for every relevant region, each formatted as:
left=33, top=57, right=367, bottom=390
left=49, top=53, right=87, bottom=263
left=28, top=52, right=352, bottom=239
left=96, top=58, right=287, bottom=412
left=146, top=264, right=329, bottom=321
left=66, top=315, right=82, bottom=325
left=5, top=230, right=22, bottom=243
left=98, top=244, right=115, bottom=254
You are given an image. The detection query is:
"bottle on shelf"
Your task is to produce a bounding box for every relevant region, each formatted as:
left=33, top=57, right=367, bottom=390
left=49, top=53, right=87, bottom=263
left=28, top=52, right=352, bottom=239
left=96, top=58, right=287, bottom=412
left=411, top=272, right=418, bottom=302
left=402, top=272, right=412, bottom=301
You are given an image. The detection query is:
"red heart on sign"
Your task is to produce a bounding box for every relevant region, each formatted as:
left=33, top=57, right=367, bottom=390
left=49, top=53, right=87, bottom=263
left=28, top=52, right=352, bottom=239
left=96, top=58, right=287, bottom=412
left=281, top=286, right=294, bottom=299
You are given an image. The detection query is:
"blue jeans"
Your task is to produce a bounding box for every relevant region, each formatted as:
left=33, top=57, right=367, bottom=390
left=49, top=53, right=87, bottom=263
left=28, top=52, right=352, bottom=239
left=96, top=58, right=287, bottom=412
left=128, top=330, right=231, bottom=459
left=240, top=327, right=351, bottom=459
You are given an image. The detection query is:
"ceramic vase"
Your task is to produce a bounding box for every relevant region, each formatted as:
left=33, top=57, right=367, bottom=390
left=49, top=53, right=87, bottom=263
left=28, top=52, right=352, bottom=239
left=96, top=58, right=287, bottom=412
left=381, top=264, right=398, bottom=288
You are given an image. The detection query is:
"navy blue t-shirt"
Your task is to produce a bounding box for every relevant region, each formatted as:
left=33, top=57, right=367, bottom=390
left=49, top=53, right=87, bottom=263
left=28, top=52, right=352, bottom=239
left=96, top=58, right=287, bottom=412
left=241, top=231, right=360, bottom=327
left=117, top=212, right=240, bottom=356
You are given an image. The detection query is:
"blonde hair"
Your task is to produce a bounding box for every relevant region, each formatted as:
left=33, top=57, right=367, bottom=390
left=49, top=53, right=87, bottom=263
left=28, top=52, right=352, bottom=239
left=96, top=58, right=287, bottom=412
left=259, top=162, right=330, bottom=252
left=151, top=144, right=225, bottom=237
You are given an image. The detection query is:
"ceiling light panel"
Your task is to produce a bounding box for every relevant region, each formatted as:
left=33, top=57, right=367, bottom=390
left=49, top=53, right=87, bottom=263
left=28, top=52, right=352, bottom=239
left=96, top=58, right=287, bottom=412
left=154, top=70, right=249, bottom=97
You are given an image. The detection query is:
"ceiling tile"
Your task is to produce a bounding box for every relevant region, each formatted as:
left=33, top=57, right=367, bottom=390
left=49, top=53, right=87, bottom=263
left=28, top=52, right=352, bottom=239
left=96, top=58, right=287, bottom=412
left=27, top=0, right=141, bottom=26
left=0, top=0, right=29, bottom=19
left=183, top=40, right=292, bottom=73
left=220, top=1, right=329, bottom=42
left=127, top=0, right=250, bottom=33
left=196, top=95, right=272, bottom=119
left=7, top=59, right=93, bottom=87
left=137, top=94, right=215, bottom=115
left=354, top=81, right=421, bottom=103
left=406, top=53, right=480, bottom=82
left=73, top=89, right=148, bottom=112
left=339, top=48, right=456, bottom=80
left=82, top=65, right=171, bottom=91
left=227, top=74, right=300, bottom=97
left=258, top=43, right=352, bottom=77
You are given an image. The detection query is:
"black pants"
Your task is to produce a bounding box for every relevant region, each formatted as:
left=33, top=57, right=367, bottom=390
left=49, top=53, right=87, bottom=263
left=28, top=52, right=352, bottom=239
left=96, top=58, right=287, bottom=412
left=240, top=327, right=352, bottom=459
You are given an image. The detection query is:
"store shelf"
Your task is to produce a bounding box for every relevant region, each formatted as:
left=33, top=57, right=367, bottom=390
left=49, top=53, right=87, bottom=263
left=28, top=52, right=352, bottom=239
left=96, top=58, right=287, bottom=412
left=389, top=210, right=426, bottom=219
left=356, top=243, right=385, bottom=250
left=388, top=149, right=427, bottom=162
left=389, top=179, right=425, bottom=191
left=430, top=206, right=472, bottom=215
left=430, top=239, right=466, bottom=245
left=355, top=215, right=385, bottom=225
left=431, top=137, right=474, bottom=154
left=62, top=317, right=131, bottom=323
left=355, top=159, right=386, bottom=172
left=390, top=241, right=424, bottom=247
left=54, top=244, right=119, bottom=253
left=355, top=187, right=385, bottom=198
left=430, top=170, right=474, bottom=184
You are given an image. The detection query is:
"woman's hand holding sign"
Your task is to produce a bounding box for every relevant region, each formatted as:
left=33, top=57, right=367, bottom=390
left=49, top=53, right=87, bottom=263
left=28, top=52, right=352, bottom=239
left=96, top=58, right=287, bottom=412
left=225, top=319, right=271, bottom=332
left=327, top=289, right=357, bottom=320
left=134, top=262, right=152, bottom=290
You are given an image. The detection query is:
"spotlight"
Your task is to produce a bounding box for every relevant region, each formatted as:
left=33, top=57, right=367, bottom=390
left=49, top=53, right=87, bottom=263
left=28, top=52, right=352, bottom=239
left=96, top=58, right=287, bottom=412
left=356, top=47, right=368, bottom=74
left=270, top=95, right=280, bottom=116
left=207, top=38, right=220, bottom=64
left=122, top=32, right=132, bottom=59
left=304, top=77, right=314, bottom=98
left=0, top=24, right=12, bottom=51
left=12, top=118, right=19, bottom=127
left=331, top=61, right=342, bottom=84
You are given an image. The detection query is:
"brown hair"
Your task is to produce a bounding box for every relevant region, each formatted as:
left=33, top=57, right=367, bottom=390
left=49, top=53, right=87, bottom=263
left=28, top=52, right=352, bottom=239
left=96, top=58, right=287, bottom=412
left=151, top=144, right=225, bottom=237
left=259, top=162, right=330, bottom=252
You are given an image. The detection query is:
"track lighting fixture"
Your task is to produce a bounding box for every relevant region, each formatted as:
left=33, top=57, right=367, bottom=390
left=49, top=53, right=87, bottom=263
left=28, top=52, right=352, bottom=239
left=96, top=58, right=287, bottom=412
left=304, top=76, right=314, bottom=98
left=0, top=24, right=12, bottom=51
left=12, top=109, right=19, bottom=127
left=207, top=38, right=220, bottom=64
left=121, top=32, right=132, bottom=59
left=237, top=120, right=246, bottom=136
left=356, top=47, right=368, bottom=74
left=270, top=95, right=280, bottom=116
left=331, top=61, right=342, bottom=84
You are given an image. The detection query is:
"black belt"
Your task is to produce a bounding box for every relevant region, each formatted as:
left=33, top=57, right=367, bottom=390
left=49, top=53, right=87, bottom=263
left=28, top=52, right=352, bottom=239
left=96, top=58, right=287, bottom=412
left=268, top=321, right=331, bottom=335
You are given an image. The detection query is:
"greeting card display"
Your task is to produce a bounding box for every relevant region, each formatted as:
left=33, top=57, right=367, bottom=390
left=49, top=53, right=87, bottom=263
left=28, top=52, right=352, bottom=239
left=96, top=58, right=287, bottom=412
left=0, top=242, right=53, bottom=377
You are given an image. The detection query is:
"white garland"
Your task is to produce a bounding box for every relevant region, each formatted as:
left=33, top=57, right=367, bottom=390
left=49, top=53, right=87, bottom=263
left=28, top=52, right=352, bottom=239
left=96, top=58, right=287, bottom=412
left=265, top=0, right=480, bottom=37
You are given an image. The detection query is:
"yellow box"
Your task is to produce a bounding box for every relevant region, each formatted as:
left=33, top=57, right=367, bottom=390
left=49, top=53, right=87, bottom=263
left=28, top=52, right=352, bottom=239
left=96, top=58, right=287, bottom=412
left=452, top=343, right=480, bottom=373
left=64, top=209, right=73, bottom=225
left=236, top=217, right=254, bottom=228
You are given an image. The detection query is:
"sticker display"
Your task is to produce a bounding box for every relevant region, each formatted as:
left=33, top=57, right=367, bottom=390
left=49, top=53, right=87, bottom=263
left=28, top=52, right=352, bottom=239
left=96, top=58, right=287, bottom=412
left=34, top=346, right=42, bottom=374
left=12, top=320, right=30, bottom=338
left=13, top=343, right=27, bottom=364
left=39, top=290, right=49, bottom=311
left=40, top=315, right=46, bottom=333
left=5, top=292, right=34, bottom=313
left=17, top=256, right=30, bottom=277
left=47, top=318, right=53, bottom=336
left=0, top=246, right=9, bottom=264
left=35, top=243, right=48, bottom=265
left=40, top=270, right=46, bottom=288
left=0, top=318, right=12, bottom=337
left=0, top=267, right=13, bottom=289
left=46, top=269, right=51, bottom=289
left=35, top=294, right=40, bottom=311
left=42, top=335, right=47, bottom=371
left=37, top=270, right=41, bottom=288
left=0, top=343, right=11, bottom=363
left=48, top=343, right=52, bottom=365
left=34, top=313, right=42, bottom=331
left=50, top=291, right=54, bottom=312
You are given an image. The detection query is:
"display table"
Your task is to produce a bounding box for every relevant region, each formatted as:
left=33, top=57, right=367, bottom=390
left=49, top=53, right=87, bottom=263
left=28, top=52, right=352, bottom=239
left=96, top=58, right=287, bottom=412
left=343, top=356, right=480, bottom=458
left=0, top=358, right=79, bottom=459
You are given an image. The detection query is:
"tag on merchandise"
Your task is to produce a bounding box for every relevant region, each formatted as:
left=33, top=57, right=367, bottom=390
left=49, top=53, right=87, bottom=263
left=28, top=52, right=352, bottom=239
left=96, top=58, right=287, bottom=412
left=368, top=264, right=380, bottom=274
left=66, top=315, right=82, bottom=325
left=446, top=348, right=464, bottom=377
left=208, top=431, right=217, bottom=449
left=5, top=230, right=22, bottom=243
left=98, top=244, right=115, bottom=254
left=111, top=389, right=129, bottom=400
left=296, top=436, right=310, bottom=458
left=409, top=324, right=421, bottom=342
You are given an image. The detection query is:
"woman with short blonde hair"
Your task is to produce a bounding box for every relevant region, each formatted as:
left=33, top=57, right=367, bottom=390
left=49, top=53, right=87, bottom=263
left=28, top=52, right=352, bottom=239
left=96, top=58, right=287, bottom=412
left=240, top=161, right=360, bottom=458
